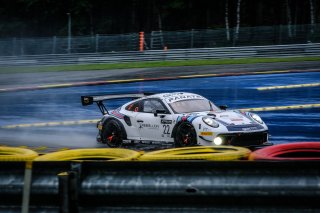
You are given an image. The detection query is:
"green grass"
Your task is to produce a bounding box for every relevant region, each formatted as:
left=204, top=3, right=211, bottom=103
left=1, top=56, right=320, bottom=74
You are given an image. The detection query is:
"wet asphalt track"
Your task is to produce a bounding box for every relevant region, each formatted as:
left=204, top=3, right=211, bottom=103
left=0, top=63, right=319, bottom=151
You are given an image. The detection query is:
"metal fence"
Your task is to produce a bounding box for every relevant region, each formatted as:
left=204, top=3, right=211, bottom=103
left=0, top=43, right=319, bottom=67
left=0, top=24, right=319, bottom=56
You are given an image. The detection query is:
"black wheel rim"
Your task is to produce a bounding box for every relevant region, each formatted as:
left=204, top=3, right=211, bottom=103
left=105, top=123, right=122, bottom=147
left=177, top=123, right=196, bottom=146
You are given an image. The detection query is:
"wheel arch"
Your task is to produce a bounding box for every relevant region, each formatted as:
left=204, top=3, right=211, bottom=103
left=171, top=121, right=183, bottom=139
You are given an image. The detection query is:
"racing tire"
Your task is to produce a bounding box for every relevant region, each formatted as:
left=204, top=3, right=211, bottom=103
left=101, top=119, right=124, bottom=148
left=174, top=122, right=197, bottom=147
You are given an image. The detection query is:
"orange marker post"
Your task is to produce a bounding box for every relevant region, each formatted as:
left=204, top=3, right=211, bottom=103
left=139, top=32, right=144, bottom=52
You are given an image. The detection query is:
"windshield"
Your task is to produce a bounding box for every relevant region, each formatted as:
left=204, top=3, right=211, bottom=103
left=169, top=99, right=219, bottom=113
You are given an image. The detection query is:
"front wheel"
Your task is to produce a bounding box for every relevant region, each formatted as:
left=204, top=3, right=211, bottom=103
left=174, top=122, right=197, bottom=147
left=101, top=120, right=124, bottom=148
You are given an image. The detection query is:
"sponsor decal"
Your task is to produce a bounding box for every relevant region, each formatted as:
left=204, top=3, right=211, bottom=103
left=165, top=94, right=204, bottom=103
left=141, top=124, right=159, bottom=129
left=177, top=114, right=199, bottom=123
left=203, top=127, right=209, bottom=132
left=227, top=124, right=264, bottom=131
left=231, top=118, right=244, bottom=121
left=161, top=119, right=172, bottom=124
left=242, top=127, right=258, bottom=131
left=200, top=131, right=213, bottom=136
left=163, top=92, right=184, bottom=97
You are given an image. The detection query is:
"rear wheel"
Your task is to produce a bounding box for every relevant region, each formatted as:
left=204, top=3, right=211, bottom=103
left=102, top=120, right=124, bottom=148
left=174, top=122, right=197, bottom=147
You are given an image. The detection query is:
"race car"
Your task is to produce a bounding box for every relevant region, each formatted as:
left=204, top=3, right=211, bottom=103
left=81, top=92, right=269, bottom=148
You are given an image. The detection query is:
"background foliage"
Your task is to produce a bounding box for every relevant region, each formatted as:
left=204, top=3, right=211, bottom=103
left=0, top=0, right=318, bottom=38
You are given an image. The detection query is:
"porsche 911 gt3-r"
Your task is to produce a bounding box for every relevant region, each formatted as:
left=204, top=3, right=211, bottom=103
left=81, top=92, right=269, bottom=148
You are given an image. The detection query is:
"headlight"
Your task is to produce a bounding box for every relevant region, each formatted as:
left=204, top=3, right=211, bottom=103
left=250, top=113, right=264, bottom=124
left=202, top=117, right=219, bottom=128
left=213, top=137, right=223, bottom=145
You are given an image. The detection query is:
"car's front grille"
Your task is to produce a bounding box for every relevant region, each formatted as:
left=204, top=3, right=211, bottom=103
left=219, top=131, right=268, bottom=146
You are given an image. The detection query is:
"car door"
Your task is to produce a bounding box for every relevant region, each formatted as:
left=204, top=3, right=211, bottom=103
left=134, top=98, right=174, bottom=142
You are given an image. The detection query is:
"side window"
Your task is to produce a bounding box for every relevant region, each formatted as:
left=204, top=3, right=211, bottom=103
left=143, top=100, right=153, bottom=113
left=142, top=99, right=168, bottom=113
left=125, top=101, right=141, bottom=112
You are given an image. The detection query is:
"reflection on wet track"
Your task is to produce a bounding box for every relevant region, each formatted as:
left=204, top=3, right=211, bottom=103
left=0, top=71, right=319, bottom=150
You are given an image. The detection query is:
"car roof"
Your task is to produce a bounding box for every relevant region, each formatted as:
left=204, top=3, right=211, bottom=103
left=147, top=92, right=207, bottom=104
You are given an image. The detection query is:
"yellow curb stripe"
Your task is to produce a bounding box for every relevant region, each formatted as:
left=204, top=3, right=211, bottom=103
left=241, top=103, right=320, bottom=112
left=258, top=83, right=320, bottom=91
left=106, top=79, right=145, bottom=83
left=37, top=83, right=73, bottom=89
left=253, top=70, right=291, bottom=74
left=179, top=74, right=218, bottom=78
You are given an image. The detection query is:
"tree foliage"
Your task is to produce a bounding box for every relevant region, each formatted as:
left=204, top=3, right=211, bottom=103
left=0, top=0, right=318, bottom=37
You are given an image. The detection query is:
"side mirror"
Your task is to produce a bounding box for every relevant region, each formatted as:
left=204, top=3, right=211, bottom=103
left=153, top=109, right=166, bottom=117
left=219, top=105, right=228, bottom=110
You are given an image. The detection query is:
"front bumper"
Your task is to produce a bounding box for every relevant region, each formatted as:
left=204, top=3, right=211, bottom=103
left=218, top=131, right=269, bottom=147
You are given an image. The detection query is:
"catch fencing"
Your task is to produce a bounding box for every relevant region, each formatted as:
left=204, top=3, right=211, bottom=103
left=0, top=24, right=319, bottom=67
left=0, top=24, right=319, bottom=56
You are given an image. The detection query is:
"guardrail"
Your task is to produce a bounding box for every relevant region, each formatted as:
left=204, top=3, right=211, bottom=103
left=0, top=43, right=319, bottom=67
left=0, top=161, right=320, bottom=212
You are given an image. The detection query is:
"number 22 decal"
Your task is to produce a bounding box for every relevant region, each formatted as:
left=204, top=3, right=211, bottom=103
left=163, top=125, right=170, bottom=135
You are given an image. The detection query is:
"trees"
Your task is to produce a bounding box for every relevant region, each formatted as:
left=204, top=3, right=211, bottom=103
left=233, top=0, right=242, bottom=46
left=0, top=0, right=318, bottom=38
left=309, top=0, right=315, bottom=34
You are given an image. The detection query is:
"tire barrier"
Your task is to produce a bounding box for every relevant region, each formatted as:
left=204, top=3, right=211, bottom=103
left=0, top=146, right=38, bottom=161
left=139, top=146, right=251, bottom=161
left=249, top=142, right=320, bottom=161
left=34, top=148, right=141, bottom=161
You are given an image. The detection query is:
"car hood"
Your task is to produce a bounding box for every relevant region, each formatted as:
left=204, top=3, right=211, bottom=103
left=181, top=110, right=256, bottom=125
left=207, top=110, right=255, bottom=126
left=178, top=110, right=266, bottom=132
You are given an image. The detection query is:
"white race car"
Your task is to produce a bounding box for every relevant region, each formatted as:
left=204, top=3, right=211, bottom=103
left=81, top=92, right=269, bottom=148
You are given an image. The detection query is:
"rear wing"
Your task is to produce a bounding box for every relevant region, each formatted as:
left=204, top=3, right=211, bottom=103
left=81, top=93, right=152, bottom=115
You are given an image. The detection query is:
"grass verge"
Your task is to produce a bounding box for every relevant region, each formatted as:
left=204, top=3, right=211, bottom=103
left=1, top=56, right=320, bottom=74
